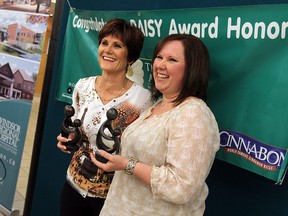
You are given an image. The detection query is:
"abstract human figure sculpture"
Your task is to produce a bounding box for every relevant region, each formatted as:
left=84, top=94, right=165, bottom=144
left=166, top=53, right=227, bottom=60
left=96, top=108, right=121, bottom=163
left=61, top=105, right=82, bottom=151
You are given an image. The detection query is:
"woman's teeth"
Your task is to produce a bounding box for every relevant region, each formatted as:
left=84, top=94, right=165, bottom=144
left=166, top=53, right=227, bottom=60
left=158, top=73, right=168, bottom=78
left=103, top=56, right=115, bottom=61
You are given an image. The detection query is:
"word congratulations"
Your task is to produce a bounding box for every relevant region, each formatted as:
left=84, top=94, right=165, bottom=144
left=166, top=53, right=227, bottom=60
left=72, top=15, right=106, bottom=33
left=220, top=130, right=285, bottom=170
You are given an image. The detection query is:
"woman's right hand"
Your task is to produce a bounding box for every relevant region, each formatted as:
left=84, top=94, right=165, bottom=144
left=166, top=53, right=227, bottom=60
left=57, top=134, right=72, bottom=154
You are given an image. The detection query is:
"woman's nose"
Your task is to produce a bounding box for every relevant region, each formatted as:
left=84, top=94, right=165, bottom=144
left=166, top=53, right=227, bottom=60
left=104, top=45, right=112, bottom=53
left=157, top=60, right=166, bottom=70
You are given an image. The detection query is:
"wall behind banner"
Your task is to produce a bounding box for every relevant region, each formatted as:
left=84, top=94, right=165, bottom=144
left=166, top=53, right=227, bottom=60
left=25, top=0, right=288, bottom=216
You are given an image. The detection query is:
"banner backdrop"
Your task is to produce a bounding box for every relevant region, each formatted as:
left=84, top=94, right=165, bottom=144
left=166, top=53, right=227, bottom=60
left=0, top=100, right=31, bottom=211
left=56, top=4, right=288, bottom=183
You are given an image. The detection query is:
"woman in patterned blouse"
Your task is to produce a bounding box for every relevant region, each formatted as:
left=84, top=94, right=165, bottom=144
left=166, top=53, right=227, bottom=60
left=56, top=19, right=152, bottom=216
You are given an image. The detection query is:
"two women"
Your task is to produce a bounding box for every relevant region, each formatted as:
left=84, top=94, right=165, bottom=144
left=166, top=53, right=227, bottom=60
left=92, top=34, right=220, bottom=215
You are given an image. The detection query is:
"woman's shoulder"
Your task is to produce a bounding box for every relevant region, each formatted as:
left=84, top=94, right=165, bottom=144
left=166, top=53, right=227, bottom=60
left=132, top=82, right=150, bottom=91
left=76, top=76, right=96, bottom=85
left=174, top=97, right=213, bottom=115
left=177, top=97, right=218, bottom=124
left=169, top=97, right=218, bottom=129
left=124, top=83, right=152, bottom=110
left=179, top=97, right=205, bottom=107
left=72, top=76, right=97, bottom=100
left=130, top=83, right=151, bottom=96
left=74, top=76, right=96, bottom=90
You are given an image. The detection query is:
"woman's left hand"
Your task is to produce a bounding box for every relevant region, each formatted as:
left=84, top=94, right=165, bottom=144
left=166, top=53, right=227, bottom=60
left=90, top=150, right=128, bottom=172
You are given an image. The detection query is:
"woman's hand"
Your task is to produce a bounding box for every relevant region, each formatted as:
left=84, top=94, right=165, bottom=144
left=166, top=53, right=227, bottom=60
left=56, top=133, right=73, bottom=154
left=90, top=150, right=128, bottom=172
left=91, top=150, right=152, bottom=185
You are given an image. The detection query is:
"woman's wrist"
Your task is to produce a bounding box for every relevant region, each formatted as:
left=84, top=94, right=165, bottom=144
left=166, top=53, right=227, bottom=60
left=125, top=157, right=138, bottom=175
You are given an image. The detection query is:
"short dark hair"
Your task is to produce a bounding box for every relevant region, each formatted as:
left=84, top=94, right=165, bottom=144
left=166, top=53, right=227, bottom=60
left=150, top=34, right=210, bottom=104
left=98, top=18, right=144, bottom=63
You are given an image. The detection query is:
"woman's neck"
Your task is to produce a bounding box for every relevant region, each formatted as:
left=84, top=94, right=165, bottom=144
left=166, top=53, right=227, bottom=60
left=97, top=74, right=128, bottom=92
left=161, top=95, right=178, bottom=107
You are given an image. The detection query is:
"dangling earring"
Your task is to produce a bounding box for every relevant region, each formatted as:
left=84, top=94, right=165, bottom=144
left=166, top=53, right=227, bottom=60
left=127, top=64, right=133, bottom=77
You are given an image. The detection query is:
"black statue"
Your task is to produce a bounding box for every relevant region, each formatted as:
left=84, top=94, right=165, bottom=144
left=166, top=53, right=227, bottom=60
left=96, top=108, right=121, bottom=163
left=61, top=105, right=82, bottom=151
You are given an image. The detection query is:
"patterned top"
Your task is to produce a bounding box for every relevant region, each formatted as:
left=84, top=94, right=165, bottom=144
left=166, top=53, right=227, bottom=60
left=100, top=98, right=220, bottom=215
left=66, top=76, right=152, bottom=198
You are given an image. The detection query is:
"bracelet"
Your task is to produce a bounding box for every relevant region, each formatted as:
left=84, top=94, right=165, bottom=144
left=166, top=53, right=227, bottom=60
left=125, top=157, right=138, bottom=175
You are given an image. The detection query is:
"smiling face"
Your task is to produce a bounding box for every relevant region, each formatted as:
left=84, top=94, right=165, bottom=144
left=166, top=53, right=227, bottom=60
left=152, top=40, right=186, bottom=99
left=98, top=35, right=129, bottom=75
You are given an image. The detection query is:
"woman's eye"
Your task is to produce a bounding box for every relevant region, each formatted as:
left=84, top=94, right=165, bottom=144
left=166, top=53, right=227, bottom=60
left=101, top=41, right=108, bottom=46
left=156, top=55, right=162, bottom=59
left=114, top=44, right=122, bottom=48
left=169, top=58, right=177, bottom=62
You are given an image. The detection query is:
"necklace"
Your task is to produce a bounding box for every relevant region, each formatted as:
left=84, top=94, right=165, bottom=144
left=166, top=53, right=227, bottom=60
left=160, top=99, right=174, bottom=108
left=97, top=78, right=127, bottom=102
left=98, top=87, right=125, bottom=101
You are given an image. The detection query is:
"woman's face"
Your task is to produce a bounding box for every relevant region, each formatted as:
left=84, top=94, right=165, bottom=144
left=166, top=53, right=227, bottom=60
left=153, top=40, right=186, bottom=98
left=98, top=35, right=129, bottom=74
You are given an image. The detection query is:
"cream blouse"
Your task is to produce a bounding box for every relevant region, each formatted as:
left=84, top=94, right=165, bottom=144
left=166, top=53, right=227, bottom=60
left=100, top=98, right=220, bottom=216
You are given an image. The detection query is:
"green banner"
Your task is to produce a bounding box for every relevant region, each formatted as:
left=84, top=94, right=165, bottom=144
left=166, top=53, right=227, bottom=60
left=56, top=4, right=288, bottom=183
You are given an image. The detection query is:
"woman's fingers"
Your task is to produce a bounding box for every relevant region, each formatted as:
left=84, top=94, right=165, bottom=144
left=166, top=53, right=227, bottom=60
left=90, top=152, right=106, bottom=170
left=97, top=149, right=111, bottom=160
left=56, top=134, right=71, bottom=154
left=90, top=151, right=113, bottom=171
left=57, top=133, right=71, bottom=143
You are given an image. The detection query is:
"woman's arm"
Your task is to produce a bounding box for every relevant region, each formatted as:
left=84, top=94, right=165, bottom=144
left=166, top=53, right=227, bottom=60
left=90, top=150, right=152, bottom=185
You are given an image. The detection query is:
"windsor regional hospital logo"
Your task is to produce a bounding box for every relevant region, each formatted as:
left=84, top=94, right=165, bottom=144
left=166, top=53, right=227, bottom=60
left=220, top=130, right=286, bottom=171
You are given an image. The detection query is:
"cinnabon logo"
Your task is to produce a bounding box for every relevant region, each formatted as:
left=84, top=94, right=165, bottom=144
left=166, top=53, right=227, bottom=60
left=220, top=130, right=286, bottom=170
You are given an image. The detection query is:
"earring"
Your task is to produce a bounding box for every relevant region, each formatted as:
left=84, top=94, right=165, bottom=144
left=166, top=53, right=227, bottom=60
left=127, top=65, right=133, bottom=77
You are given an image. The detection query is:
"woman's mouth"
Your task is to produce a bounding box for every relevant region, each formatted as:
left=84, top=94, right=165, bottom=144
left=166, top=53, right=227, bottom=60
left=103, top=56, right=115, bottom=62
left=157, top=73, right=169, bottom=79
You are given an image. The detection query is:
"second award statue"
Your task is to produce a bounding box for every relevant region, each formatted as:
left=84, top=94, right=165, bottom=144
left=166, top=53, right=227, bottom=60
left=96, top=108, right=121, bottom=163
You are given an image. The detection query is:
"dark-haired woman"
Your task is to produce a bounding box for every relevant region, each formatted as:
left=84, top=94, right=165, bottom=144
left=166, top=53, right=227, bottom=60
left=57, top=19, right=152, bottom=216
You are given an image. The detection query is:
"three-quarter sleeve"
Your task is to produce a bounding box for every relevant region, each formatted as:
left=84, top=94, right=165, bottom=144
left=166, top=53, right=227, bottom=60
left=150, top=101, right=220, bottom=204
